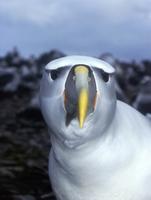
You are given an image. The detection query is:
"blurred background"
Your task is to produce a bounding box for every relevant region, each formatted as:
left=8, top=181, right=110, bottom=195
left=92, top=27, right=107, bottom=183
left=0, top=0, right=151, bottom=200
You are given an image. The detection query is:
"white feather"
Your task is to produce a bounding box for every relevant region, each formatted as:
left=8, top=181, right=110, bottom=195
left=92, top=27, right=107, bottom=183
left=40, top=56, right=151, bottom=200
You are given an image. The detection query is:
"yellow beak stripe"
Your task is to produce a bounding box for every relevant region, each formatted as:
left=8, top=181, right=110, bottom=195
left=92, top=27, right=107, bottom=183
left=78, top=88, right=89, bottom=128
left=74, top=66, right=89, bottom=74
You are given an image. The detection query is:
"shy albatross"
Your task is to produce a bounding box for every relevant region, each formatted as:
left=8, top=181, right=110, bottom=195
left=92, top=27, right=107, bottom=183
left=39, top=56, right=151, bottom=200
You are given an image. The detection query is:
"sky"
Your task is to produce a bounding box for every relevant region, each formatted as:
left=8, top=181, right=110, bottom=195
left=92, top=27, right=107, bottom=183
left=0, top=0, right=151, bottom=60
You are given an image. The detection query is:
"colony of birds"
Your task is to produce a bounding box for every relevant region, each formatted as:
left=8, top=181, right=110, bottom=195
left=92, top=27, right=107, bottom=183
left=0, top=48, right=151, bottom=200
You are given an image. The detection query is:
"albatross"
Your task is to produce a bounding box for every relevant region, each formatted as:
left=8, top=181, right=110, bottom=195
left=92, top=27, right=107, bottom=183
left=39, top=56, right=151, bottom=200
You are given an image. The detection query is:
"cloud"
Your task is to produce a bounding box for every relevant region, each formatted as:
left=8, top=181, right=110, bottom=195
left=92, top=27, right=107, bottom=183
left=0, top=0, right=62, bottom=25
left=0, top=0, right=151, bottom=25
left=0, top=0, right=151, bottom=60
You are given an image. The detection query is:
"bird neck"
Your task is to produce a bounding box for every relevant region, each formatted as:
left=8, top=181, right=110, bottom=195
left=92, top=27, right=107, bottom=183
left=50, top=102, right=144, bottom=177
left=50, top=117, right=117, bottom=175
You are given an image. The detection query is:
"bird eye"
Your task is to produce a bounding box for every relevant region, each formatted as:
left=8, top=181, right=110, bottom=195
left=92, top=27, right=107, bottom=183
left=46, top=69, right=61, bottom=80
left=101, top=70, right=109, bottom=82
left=45, top=67, right=68, bottom=81
left=50, top=69, right=59, bottom=80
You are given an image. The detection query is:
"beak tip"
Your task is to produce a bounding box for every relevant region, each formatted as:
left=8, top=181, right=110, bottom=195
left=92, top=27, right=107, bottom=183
left=79, top=119, right=84, bottom=128
left=79, top=123, right=83, bottom=129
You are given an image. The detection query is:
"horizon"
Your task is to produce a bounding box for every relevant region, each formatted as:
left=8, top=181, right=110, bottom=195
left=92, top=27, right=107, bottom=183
left=1, top=47, right=151, bottom=63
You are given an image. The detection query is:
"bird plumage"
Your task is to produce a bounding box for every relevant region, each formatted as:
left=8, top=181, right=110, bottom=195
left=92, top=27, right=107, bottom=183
left=40, top=56, right=151, bottom=200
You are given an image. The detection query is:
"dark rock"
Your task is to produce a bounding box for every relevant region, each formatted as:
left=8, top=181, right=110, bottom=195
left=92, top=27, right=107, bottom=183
left=17, top=108, right=43, bottom=122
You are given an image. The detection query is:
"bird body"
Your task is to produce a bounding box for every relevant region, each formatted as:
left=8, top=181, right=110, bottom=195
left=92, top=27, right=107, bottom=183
left=40, top=56, right=151, bottom=200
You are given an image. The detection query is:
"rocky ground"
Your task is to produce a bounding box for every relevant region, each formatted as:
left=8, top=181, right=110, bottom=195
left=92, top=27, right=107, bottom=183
left=0, top=49, right=151, bottom=200
left=0, top=91, right=54, bottom=200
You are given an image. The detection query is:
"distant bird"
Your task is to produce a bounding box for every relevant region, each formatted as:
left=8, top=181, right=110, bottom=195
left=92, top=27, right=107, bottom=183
left=133, top=76, right=151, bottom=114
left=40, top=56, right=151, bottom=200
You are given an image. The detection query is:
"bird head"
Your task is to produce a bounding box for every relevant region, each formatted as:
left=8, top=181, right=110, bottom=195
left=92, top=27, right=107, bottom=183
left=40, top=56, right=116, bottom=148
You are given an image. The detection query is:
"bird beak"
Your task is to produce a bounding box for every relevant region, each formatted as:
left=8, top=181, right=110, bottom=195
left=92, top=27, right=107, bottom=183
left=74, top=66, right=89, bottom=128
